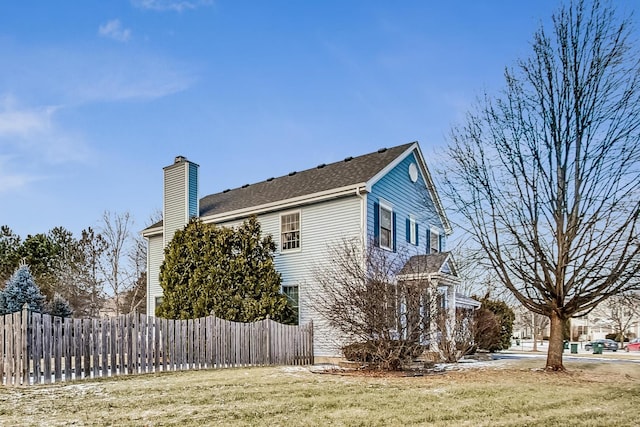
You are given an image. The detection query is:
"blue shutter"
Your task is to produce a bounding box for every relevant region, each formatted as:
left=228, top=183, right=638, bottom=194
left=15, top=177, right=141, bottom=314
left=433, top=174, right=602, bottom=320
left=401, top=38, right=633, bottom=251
left=415, top=223, right=419, bottom=246
left=373, top=202, right=380, bottom=247
left=406, top=218, right=411, bottom=243
left=392, top=211, right=397, bottom=252
left=426, top=229, right=431, bottom=253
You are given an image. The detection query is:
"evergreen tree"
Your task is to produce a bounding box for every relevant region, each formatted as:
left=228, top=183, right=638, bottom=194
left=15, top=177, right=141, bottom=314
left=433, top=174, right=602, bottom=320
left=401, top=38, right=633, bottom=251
left=157, top=216, right=292, bottom=323
left=47, top=293, right=73, bottom=318
left=0, top=263, right=46, bottom=314
left=0, top=226, right=21, bottom=284
left=473, top=295, right=515, bottom=351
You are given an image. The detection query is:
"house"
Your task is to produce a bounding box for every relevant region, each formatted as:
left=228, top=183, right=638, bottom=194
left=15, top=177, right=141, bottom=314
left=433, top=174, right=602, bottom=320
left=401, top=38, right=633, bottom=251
left=143, top=141, right=477, bottom=359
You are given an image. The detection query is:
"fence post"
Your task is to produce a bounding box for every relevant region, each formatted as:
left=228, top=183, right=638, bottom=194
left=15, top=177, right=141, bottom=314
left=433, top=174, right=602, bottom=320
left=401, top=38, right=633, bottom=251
left=309, top=320, right=314, bottom=365
left=21, top=304, right=29, bottom=385
left=265, top=315, right=271, bottom=366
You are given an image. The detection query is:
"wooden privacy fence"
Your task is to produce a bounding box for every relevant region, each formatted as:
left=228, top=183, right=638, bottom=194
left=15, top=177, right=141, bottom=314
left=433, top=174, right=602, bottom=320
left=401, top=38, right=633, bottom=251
left=0, top=306, right=313, bottom=386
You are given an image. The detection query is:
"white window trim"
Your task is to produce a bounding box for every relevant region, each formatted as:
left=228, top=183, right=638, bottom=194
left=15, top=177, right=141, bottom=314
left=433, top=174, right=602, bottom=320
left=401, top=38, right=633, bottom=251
left=409, top=215, right=417, bottom=246
left=280, top=210, right=302, bottom=253
left=379, top=201, right=394, bottom=251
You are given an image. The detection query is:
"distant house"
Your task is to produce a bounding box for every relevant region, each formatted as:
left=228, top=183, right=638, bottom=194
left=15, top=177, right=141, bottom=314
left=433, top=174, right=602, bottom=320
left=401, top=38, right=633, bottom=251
left=143, top=142, right=478, bottom=359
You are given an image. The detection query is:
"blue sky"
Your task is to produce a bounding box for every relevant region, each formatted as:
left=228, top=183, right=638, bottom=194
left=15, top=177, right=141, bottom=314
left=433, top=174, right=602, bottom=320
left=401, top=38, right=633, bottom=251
left=1, top=0, right=636, bottom=238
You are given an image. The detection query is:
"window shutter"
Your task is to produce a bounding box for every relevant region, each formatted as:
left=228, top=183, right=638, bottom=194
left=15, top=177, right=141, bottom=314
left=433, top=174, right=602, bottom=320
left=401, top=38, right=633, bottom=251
left=392, top=211, right=397, bottom=252
left=415, top=223, right=419, bottom=246
left=373, top=202, right=380, bottom=247
left=426, top=229, right=431, bottom=253
left=406, top=218, right=411, bottom=243
left=440, top=234, right=445, bottom=252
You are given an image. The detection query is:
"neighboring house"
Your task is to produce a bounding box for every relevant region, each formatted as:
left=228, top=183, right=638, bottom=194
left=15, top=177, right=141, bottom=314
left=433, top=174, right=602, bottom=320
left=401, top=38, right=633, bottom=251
left=143, top=142, right=476, bottom=359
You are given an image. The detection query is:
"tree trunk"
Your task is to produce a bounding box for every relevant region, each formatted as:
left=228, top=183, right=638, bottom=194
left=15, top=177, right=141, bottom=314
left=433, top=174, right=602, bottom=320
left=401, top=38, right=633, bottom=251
left=545, top=311, right=565, bottom=371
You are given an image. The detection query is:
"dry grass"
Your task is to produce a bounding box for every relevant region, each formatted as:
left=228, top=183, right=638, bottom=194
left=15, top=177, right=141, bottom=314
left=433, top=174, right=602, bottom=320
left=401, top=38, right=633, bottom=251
left=0, top=359, right=639, bottom=426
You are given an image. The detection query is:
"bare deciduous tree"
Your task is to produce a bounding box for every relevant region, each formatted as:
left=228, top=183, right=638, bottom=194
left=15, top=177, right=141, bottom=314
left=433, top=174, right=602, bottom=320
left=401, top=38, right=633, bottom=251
left=121, top=233, right=147, bottom=314
left=77, top=227, right=108, bottom=317
left=591, top=292, right=640, bottom=345
left=99, top=211, right=134, bottom=316
left=313, top=239, right=474, bottom=369
left=443, top=0, right=640, bottom=370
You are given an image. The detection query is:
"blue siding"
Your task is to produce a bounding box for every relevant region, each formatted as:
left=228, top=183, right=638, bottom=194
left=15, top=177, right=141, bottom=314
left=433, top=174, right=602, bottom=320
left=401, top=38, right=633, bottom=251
left=367, top=150, right=445, bottom=255
left=188, top=162, right=198, bottom=218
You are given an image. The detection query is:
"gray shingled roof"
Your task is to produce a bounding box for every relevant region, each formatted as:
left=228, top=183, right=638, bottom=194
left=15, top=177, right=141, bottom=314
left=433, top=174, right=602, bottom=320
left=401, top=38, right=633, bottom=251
left=199, top=142, right=415, bottom=218
left=144, top=142, right=415, bottom=231
left=397, top=252, right=454, bottom=276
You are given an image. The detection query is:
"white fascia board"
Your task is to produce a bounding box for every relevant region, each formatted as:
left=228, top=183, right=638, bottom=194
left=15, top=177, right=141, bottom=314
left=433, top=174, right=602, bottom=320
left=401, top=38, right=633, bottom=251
left=396, top=272, right=461, bottom=286
left=200, top=184, right=368, bottom=224
left=396, top=272, right=432, bottom=282
left=142, top=226, right=163, bottom=238
left=365, top=142, right=453, bottom=236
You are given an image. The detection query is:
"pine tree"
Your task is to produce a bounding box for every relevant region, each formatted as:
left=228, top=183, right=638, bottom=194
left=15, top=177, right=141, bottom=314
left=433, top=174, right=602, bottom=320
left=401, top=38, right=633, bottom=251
left=157, top=216, right=292, bottom=323
left=47, top=293, right=73, bottom=318
left=0, top=263, right=46, bottom=314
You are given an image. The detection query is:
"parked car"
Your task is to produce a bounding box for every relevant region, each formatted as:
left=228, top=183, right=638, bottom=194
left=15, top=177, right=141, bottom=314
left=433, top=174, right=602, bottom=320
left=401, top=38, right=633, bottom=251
left=585, top=339, right=619, bottom=352
left=624, top=338, right=640, bottom=352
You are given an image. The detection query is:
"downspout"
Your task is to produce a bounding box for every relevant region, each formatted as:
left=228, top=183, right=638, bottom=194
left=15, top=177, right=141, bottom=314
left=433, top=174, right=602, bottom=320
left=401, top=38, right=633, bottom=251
left=356, top=186, right=367, bottom=248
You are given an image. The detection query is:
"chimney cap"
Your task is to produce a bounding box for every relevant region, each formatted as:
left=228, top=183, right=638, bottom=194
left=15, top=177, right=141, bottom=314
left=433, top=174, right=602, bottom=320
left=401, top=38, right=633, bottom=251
left=174, top=155, right=187, bottom=163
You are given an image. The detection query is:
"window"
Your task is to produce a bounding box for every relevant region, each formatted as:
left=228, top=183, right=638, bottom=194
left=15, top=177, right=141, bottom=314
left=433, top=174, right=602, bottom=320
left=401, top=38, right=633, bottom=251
left=430, top=229, right=440, bottom=253
left=380, top=205, right=393, bottom=250
left=282, top=285, right=299, bottom=324
left=155, top=296, right=164, bottom=308
left=408, top=215, right=417, bottom=246
left=281, top=212, right=300, bottom=251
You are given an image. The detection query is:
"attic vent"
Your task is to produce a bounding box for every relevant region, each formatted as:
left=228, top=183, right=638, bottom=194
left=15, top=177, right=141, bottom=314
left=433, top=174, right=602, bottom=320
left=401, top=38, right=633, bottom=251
left=266, top=177, right=274, bottom=182
left=242, top=184, right=250, bottom=188
left=317, top=163, right=326, bottom=169
left=289, top=171, right=297, bottom=176
left=344, top=156, right=353, bottom=162
left=223, top=189, right=231, bottom=193
left=377, top=148, right=387, bottom=153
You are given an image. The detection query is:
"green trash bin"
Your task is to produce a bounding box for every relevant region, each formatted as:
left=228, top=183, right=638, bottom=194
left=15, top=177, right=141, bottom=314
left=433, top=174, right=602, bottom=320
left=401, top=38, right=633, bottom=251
left=593, top=342, right=604, bottom=354
left=571, top=343, right=578, bottom=354
left=563, top=340, right=569, bottom=350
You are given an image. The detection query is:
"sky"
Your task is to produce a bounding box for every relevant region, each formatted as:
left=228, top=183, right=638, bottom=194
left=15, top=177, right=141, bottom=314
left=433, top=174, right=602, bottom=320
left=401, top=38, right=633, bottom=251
left=1, top=0, right=637, bottom=239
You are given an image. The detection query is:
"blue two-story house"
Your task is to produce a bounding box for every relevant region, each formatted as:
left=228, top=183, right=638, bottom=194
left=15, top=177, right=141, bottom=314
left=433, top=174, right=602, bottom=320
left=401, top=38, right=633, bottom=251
left=143, top=142, right=477, bottom=359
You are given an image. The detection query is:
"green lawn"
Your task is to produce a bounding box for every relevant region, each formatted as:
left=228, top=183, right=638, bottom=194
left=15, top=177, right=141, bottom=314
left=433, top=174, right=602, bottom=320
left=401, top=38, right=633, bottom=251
left=1, top=359, right=639, bottom=426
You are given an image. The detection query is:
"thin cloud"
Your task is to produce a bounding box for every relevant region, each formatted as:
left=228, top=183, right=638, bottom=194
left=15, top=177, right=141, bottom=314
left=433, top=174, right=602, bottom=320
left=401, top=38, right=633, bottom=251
left=70, top=53, right=196, bottom=102
left=132, top=0, right=213, bottom=12
left=0, top=156, right=41, bottom=193
left=0, top=98, right=91, bottom=194
left=98, top=19, right=132, bottom=42
left=0, top=41, right=197, bottom=105
left=0, top=97, right=90, bottom=166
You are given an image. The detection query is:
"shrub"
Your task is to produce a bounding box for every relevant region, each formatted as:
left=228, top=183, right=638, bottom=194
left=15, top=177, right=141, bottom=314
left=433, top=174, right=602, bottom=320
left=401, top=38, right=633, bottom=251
left=605, top=333, right=629, bottom=342
left=342, top=340, right=425, bottom=370
left=48, top=293, right=73, bottom=318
